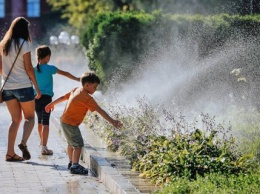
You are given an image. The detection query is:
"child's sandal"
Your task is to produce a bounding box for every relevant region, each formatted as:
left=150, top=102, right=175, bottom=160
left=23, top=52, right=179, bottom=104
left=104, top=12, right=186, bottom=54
left=42, top=148, right=53, bottom=155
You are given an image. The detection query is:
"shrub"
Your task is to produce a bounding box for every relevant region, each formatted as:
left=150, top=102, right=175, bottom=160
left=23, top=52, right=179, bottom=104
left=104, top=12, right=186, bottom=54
left=81, top=11, right=154, bottom=88
left=81, top=12, right=260, bottom=91
left=84, top=97, right=252, bottom=185
left=226, top=108, right=260, bottom=171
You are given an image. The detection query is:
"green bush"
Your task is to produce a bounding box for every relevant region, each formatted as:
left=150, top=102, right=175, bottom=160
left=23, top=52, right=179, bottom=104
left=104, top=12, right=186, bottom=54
left=84, top=98, right=253, bottom=186
left=226, top=108, right=260, bottom=171
left=81, top=11, right=154, bottom=87
left=81, top=12, right=260, bottom=90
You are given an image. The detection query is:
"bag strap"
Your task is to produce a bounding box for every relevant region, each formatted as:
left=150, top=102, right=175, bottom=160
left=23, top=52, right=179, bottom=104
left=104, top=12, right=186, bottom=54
left=0, top=40, right=25, bottom=92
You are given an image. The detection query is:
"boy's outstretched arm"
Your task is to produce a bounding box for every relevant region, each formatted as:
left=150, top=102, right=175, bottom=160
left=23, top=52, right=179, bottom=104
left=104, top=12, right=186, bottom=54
left=95, top=106, right=123, bottom=128
left=45, top=95, right=68, bottom=113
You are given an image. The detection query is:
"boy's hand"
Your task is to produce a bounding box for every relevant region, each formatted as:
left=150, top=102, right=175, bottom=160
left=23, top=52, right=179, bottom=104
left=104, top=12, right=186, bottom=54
left=45, top=104, right=54, bottom=113
left=112, top=120, right=123, bottom=129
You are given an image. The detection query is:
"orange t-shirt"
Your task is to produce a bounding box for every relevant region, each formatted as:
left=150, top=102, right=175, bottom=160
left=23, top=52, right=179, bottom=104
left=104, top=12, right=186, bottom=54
left=60, top=87, right=98, bottom=126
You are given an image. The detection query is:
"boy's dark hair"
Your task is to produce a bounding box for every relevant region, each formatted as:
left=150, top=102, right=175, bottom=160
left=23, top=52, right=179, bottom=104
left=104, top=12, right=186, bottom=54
left=80, top=72, right=100, bottom=86
left=35, top=45, right=51, bottom=72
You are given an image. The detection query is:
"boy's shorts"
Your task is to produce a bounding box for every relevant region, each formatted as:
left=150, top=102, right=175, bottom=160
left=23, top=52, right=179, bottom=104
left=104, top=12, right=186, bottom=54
left=61, top=122, right=84, bottom=148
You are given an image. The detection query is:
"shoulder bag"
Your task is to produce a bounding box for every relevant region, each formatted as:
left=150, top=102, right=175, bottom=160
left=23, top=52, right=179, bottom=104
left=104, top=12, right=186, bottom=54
left=0, top=40, right=25, bottom=103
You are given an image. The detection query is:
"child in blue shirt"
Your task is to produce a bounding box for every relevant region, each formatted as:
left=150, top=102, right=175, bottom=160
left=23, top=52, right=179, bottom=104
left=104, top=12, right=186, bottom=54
left=34, top=45, right=80, bottom=155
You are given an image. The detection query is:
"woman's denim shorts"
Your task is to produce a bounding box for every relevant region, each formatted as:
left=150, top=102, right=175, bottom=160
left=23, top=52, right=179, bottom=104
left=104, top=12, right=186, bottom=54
left=2, top=87, right=35, bottom=102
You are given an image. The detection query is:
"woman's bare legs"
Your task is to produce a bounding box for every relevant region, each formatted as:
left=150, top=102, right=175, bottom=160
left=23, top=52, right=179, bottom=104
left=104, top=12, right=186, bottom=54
left=20, top=100, right=35, bottom=145
left=5, top=99, right=22, bottom=157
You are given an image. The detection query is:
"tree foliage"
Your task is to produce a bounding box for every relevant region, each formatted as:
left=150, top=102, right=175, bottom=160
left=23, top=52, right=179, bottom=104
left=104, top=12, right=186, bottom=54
left=47, top=0, right=250, bottom=30
left=47, top=0, right=112, bottom=30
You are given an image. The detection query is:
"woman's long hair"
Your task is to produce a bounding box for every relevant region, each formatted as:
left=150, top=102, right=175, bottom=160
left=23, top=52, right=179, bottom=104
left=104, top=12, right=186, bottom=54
left=0, top=17, right=31, bottom=56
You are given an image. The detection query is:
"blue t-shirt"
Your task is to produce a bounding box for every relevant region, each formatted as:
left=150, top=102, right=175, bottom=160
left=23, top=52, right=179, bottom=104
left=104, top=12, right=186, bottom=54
left=34, top=64, right=58, bottom=96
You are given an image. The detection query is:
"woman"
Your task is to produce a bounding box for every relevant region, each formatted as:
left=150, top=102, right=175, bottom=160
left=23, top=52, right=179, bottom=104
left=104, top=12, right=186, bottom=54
left=0, top=17, right=41, bottom=161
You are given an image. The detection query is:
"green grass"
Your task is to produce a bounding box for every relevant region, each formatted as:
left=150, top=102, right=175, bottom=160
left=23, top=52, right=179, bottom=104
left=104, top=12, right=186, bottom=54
left=154, top=172, right=260, bottom=194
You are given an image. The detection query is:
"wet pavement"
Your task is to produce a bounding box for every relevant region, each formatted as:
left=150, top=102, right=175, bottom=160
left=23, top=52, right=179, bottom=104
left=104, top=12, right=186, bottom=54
left=0, top=104, right=110, bottom=194
left=50, top=108, right=159, bottom=194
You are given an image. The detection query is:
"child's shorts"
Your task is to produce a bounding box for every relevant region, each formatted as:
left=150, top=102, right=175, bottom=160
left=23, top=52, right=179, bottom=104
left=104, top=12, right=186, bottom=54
left=61, top=122, right=84, bottom=148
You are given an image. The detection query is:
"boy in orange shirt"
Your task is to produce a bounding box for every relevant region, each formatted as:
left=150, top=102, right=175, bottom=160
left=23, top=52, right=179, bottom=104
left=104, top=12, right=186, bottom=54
left=45, top=72, right=122, bottom=175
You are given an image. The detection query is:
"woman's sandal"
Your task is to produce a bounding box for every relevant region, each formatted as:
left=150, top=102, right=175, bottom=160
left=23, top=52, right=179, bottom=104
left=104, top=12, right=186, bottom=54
left=6, top=154, right=24, bottom=162
left=18, top=143, right=31, bottom=160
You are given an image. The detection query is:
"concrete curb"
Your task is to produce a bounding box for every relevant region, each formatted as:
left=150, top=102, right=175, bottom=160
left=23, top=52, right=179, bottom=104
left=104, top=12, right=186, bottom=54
left=50, top=114, right=140, bottom=194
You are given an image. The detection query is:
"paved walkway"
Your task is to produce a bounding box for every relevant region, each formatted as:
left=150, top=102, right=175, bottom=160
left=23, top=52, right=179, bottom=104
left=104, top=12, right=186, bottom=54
left=0, top=104, right=110, bottom=194
left=50, top=109, right=159, bottom=194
